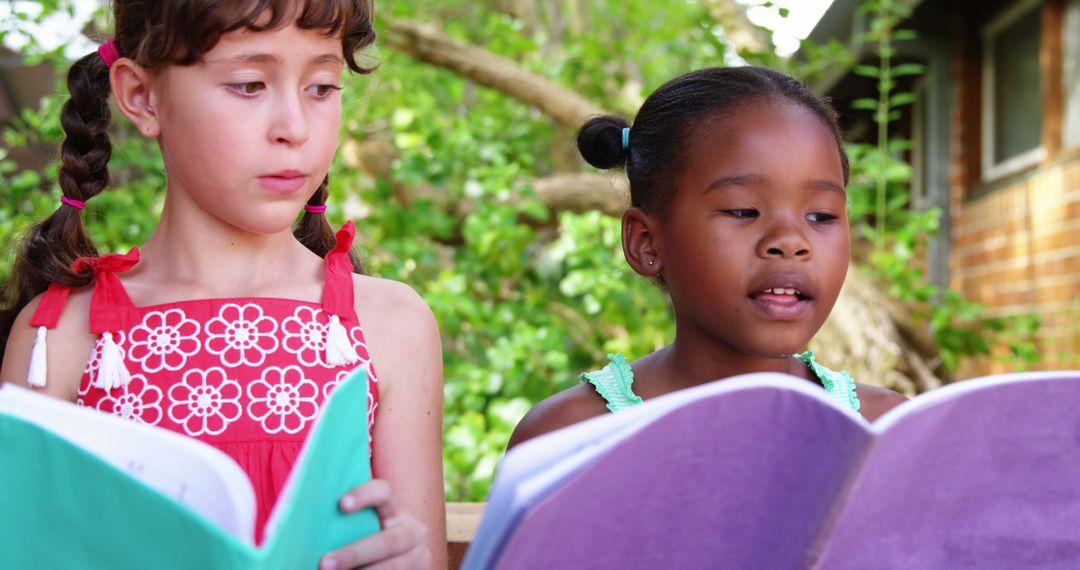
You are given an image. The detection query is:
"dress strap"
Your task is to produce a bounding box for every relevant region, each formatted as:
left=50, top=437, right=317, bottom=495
left=321, top=222, right=363, bottom=367
left=795, top=350, right=861, bottom=413
left=28, top=283, right=73, bottom=329
left=23, top=248, right=139, bottom=390
left=579, top=353, right=644, bottom=412
left=26, top=249, right=140, bottom=332
left=73, top=248, right=141, bottom=334
left=322, top=221, right=356, bottom=319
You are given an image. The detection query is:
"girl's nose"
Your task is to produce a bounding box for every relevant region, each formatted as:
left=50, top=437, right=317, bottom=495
left=268, top=93, right=310, bottom=146
left=757, top=221, right=811, bottom=259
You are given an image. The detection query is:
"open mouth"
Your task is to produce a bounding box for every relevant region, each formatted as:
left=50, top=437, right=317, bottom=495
left=746, top=277, right=816, bottom=320
left=751, top=287, right=812, bottom=302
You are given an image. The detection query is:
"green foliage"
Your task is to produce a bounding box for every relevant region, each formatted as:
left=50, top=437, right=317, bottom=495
left=337, top=1, right=715, bottom=498
left=0, top=0, right=1046, bottom=504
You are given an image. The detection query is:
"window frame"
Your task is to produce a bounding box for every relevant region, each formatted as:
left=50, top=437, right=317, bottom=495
left=980, top=0, right=1047, bottom=182
left=1063, top=0, right=1080, bottom=150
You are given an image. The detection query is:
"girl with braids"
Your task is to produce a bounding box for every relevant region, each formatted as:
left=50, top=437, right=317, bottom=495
left=0, top=2, right=445, bottom=567
left=509, top=67, right=907, bottom=449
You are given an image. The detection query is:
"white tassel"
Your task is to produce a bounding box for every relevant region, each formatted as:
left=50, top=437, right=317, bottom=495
left=93, top=332, right=131, bottom=391
left=27, top=326, right=48, bottom=388
left=325, top=314, right=360, bottom=366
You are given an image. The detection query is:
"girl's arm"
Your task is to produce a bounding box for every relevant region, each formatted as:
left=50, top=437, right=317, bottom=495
left=507, top=383, right=609, bottom=450
left=321, top=276, right=447, bottom=569
left=0, top=289, right=95, bottom=400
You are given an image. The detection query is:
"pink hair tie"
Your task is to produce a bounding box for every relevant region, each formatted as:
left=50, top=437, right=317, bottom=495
left=97, top=39, right=121, bottom=69
left=305, top=204, right=328, bottom=214
left=61, top=196, right=87, bottom=210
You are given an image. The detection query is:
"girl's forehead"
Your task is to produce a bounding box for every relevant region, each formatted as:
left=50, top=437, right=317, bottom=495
left=203, top=24, right=345, bottom=61
left=676, top=102, right=846, bottom=191
left=691, top=101, right=837, bottom=156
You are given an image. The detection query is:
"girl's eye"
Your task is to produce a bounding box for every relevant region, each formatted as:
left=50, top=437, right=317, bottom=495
left=309, top=84, right=343, bottom=98
left=722, top=209, right=759, bottom=219
left=807, top=212, right=838, bottom=223
left=227, top=81, right=265, bottom=96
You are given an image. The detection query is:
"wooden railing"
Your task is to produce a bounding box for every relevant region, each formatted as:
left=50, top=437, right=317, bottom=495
left=446, top=502, right=485, bottom=569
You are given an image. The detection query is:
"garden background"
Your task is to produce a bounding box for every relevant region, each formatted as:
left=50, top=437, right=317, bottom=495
left=1, top=0, right=1075, bottom=501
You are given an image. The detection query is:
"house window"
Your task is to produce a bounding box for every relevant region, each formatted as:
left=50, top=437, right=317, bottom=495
left=981, top=0, right=1045, bottom=180
left=1065, top=0, right=1080, bottom=149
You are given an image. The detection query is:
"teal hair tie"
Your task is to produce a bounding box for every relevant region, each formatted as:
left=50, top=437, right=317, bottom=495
left=621, top=127, right=631, bottom=151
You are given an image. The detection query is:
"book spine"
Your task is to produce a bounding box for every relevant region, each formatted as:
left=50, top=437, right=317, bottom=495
left=804, top=434, right=878, bottom=568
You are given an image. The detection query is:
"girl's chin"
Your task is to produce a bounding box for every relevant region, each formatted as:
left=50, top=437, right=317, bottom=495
left=744, top=342, right=813, bottom=360
left=230, top=219, right=302, bottom=237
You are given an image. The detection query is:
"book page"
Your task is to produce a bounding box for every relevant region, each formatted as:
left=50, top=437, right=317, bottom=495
left=0, top=384, right=256, bottom=542
left=465, top=373, right=871, bottom=570
left=816, top=371, right=1080, bottom=569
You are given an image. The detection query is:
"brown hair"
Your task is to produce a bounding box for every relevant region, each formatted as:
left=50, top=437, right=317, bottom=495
left=0, top=0, right=375, bottom=360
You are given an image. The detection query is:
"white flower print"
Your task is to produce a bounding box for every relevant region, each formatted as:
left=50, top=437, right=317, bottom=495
left=205, top=303, right=279, bottom=367
left=323, top=369, right=348, bottom=401
left=81, top=331, right=126, bottom=396
left=167, top=367, right=242, bottom=436
left=127, top=309, right=200, bottom=373
left=281, top=306, right=329, bottom=367
left=347, top=326, right=374, bottom=369
left=247, top=366, right=320, bottom=434
left=96, top=374, right=164, bottom=426
left=346, top=326, right=378, bottom=430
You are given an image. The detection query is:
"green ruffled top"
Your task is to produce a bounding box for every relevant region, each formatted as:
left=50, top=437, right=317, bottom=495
left=579, top=350, right=860, bottom=413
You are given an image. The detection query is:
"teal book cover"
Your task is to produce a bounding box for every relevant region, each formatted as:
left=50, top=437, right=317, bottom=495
left=0, top=366, right=378, bottom=569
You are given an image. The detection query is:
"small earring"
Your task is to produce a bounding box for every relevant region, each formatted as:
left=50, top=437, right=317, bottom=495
left=648, top=259, right=655, bottom=266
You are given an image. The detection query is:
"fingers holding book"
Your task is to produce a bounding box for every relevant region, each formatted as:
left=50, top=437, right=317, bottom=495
left=320, top=479, right=432, bottom=569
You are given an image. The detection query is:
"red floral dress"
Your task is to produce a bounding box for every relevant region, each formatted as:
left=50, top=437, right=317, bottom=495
left=28, top=222, right=378, bottom=544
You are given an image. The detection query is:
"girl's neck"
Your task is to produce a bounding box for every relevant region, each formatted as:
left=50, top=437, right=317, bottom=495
left=131, top=201, right=323, bottom=301
left=644, top=328, right=812, bottom=396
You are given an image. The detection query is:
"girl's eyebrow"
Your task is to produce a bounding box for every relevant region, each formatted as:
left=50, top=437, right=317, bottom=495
left=208, top=53, right=344, bottom=66
left=704, top=174, right=846, bottom=195
left=809, top=179, right=847, bottom=195
left=704, top=174, right=764, bottom=193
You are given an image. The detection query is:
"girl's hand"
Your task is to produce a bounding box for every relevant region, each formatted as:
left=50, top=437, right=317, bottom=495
left=319, top=479, right=431, bottom=569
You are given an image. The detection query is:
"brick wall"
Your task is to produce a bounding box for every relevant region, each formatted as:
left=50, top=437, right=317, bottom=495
left=951, top=159, right=1080, bottom=374
left=948, top=2, right=1080, bottom=375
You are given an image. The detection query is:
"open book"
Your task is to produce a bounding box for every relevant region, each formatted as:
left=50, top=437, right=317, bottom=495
left=0, top=366, right=378, bottom=570
left=464, top=370, right=1080, bottom=570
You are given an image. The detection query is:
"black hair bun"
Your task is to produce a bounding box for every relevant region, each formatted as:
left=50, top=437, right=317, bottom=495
left=577, top=115, right=630, bottom=170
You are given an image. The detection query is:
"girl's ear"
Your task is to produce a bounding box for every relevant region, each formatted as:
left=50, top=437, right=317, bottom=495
left=622, top=207, right=664, bottom=278
left=110, top=59, right=160, bottom=139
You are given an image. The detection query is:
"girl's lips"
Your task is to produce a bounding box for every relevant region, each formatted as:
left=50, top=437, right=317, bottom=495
left=258, top=174, right=308, bottom=193
left=748, top=293, right=812, bottom=321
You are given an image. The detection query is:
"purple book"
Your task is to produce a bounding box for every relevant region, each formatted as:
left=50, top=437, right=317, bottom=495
left=463, top=371, right=1080, bottom=570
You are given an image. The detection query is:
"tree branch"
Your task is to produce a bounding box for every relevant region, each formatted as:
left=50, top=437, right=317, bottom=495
left=347, top=138, right=627, bottom=216
left=383, top=18, right=610, bottom=128
left=528, top=173, right=628, bottom=217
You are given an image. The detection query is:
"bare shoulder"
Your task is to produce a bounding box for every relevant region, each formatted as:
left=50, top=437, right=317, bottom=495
left=507, top=383, right=610, bottom=451
left=855, top=383, right=908, bottom=422
left=0, top=287, right=95, bottom=401
left=351, top=274, right=440, bottom=392
left=353, top=274, right=434, bottom=329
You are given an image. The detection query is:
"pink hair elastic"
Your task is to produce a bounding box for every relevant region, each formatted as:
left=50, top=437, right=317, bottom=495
left=305, top=204, right=328, bottom=214
left=97, top=39, right=120, bottom=69
left=61, top=196, right=87, bottom=210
